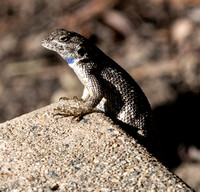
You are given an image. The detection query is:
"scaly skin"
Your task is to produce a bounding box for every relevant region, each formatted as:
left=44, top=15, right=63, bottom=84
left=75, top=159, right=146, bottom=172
left=42, top=29, right=153, bottom=138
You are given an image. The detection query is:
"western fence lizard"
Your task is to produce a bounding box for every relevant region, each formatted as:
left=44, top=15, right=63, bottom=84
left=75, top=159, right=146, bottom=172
left=42, top=29, right=153, bottom=139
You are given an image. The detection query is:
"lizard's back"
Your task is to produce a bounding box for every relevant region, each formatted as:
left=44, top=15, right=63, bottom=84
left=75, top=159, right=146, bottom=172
left=94, top=50, right=152, bottom=138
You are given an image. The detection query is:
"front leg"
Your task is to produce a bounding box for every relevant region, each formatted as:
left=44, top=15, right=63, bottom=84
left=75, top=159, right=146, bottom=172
left=54, top=100, right=89, bottom=121
left=81, top=87, right=90, bottom=101
left=54, top=76, right=103, bottom=120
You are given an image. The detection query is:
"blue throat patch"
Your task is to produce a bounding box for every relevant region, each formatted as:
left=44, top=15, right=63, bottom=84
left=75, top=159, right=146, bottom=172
left=64, top=57, right=75, bottom=64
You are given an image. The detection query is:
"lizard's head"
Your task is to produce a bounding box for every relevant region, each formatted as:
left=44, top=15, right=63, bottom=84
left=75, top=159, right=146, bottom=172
left=42, top=29, right=89, bottom=65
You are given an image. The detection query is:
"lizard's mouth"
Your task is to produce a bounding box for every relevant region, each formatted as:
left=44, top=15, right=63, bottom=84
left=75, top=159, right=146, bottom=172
left=41, top=40, right=58, bottom=52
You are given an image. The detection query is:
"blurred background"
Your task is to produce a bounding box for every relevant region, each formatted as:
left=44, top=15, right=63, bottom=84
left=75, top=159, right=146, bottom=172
left=1, top=0, right=200, bottom=190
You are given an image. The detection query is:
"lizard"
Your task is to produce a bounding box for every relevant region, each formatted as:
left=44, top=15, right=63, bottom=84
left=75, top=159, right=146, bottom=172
left=42, top=29, right=153, bottom=139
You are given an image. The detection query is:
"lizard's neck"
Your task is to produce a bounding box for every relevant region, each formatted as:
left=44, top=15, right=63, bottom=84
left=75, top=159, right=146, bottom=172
left=64, top=57, right=77, bottom=68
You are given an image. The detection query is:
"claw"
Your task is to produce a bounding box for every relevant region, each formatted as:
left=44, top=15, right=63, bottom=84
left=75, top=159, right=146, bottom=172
left=71, top=115, right=83, bottom=122
left=59, top=97, right=69, bottom=101
left=53, top=112, right=67, bottom=117
left=73, top=96, right=84, bottom=102
left=73, top=96, right=78, bottom=101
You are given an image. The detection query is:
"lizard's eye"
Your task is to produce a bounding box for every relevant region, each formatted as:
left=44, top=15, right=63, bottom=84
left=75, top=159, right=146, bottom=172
left=59, top=35, right=69, bottom=42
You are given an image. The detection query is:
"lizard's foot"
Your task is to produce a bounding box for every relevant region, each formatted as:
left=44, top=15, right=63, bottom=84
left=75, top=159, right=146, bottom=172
left=53, top=106, right=90, bottom=122
left=55, top=96, right=88, bottom=121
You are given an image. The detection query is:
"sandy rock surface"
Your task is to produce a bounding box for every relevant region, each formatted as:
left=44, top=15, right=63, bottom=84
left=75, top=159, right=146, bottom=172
left=0, top=100, right=194, bottom=191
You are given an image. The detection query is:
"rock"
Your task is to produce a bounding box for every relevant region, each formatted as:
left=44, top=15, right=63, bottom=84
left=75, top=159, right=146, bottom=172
left=0, top=100, right=194, bottom=191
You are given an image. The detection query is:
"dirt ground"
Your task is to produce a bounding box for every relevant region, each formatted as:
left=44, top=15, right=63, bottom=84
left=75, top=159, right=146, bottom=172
left=1, top=0, right=200, bottom=190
